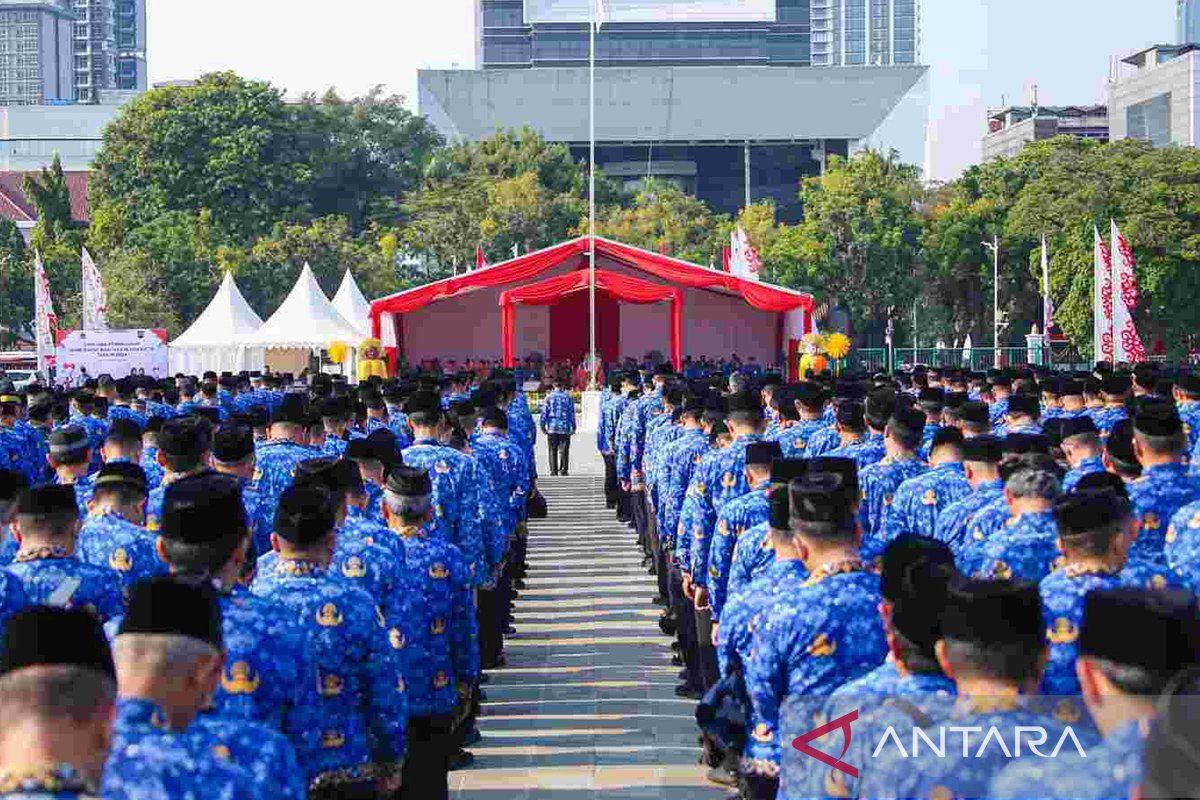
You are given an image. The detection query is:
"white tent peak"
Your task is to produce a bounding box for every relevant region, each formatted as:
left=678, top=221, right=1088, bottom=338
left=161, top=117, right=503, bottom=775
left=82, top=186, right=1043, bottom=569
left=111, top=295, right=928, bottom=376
left=245, top=263, right=363, bottom=348
left=170, top=270, right=263, bottom=347
left=332, top=269, right=371, bottom=338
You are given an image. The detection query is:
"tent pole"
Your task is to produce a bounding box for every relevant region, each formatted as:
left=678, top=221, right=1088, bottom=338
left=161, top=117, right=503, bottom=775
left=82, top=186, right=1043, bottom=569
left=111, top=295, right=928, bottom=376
left=587, top=8, right=597, bottom=389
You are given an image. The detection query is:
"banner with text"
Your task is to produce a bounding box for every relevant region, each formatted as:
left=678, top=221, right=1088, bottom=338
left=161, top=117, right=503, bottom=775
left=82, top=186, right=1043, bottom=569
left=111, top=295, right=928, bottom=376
left=54, top=329, right=169, bottom=383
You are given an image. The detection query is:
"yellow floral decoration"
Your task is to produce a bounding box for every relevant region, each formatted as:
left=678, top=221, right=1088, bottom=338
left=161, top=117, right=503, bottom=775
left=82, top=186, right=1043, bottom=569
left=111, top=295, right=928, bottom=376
left=823, top=332, right=852, bottom=360
left=327, top=341, right=349, bottom=365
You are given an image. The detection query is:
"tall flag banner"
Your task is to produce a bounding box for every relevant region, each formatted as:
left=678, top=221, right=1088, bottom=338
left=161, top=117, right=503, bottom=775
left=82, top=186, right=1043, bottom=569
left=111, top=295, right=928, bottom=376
left=475, top=245, right=489, bottom=271
left=594, top=0, right=608, bottom=29
left=1093, top=225, right=1113, bottom=361
left=80, top=247, right=108, bottom=330
left=729, top=226, right=762, bottom=280
left=1040, top=234, right=1054, bottom=332
left=1110, top=220, right=1146, bottom=363
left=33, top=251, right=57, bottom=372
left=885, top=317, right=894, bottom=347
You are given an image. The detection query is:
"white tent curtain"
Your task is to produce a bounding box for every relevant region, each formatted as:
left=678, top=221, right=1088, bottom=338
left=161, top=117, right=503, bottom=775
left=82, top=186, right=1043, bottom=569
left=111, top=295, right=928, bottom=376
left=168, top=271, right=266, bottom=375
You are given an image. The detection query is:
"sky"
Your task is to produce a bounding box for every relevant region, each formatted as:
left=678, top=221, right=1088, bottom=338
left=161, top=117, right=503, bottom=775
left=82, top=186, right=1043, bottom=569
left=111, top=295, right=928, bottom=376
left=148, top=0, right=1176, bottom=182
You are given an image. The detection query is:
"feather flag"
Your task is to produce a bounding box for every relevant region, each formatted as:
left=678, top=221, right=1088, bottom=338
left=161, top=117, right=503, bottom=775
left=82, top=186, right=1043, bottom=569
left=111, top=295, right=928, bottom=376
left=1110, top=220, right=1145, bottom=363
left=594, top=0, right=609, bottom=29
left=729, top=226, right=762, bottom=281
left=1093, top=226, right=1113, bottom=362
left=33, top=251, right=57, bottom=372
left=80, top=247, right=108, bottom=330
left=475, top=245, right=489, bottom=271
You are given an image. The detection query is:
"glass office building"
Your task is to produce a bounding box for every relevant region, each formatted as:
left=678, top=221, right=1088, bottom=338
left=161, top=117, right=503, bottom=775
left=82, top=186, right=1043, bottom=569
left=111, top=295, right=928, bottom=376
left=1180, top=0, right=1200, bottom=44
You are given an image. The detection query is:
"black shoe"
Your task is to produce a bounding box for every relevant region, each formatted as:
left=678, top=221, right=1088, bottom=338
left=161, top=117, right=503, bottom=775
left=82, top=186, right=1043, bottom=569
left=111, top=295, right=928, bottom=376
left=479, top=673, right=490, bottom=684
left=658, top=613, right=677, bottom=636
left=449, top=750, right=475, bottom=771
left=671, top=653, right=684, bottom=666
left=504, top=625, right=516, bottom=635
left=670, top=641, right=682, bottom=652
left=706, top=766, right=738, bottom=787
left=463, top=729, right=483, bottom=746
left=674, top=684, right=701, bottom=699
left=651, top=596, right=667, bottom=606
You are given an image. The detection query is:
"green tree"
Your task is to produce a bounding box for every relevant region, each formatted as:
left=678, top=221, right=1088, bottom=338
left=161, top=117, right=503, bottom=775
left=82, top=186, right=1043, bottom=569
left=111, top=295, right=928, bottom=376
left=24, top=153, right=74, bottom=251
left=0, top=218, right=31, bottom=345
left=767, top=150, right=924, bottom=344
left=594, top=179, right=727, bottom=264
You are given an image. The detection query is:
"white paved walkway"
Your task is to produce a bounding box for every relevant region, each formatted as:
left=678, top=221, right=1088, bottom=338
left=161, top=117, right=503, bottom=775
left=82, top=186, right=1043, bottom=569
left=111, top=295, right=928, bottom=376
left=452, top=436, right=726, bottom=799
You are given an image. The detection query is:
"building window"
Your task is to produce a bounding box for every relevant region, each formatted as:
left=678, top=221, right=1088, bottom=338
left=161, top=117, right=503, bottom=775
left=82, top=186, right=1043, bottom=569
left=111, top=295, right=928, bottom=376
left=1126, top=93, right=1171, bottom=146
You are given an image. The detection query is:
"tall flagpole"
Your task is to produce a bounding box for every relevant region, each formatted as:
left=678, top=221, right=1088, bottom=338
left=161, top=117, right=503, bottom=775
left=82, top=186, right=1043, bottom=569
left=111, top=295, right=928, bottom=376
left=587, top=4, right=597, bottom=389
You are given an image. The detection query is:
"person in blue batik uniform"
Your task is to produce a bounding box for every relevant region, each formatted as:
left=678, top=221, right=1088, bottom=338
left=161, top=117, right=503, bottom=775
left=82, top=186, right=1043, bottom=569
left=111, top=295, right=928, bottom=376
left=76, top=462, right=167, bottom=595
left=44, top=426, right=92, bottom=519
left=0, top=608, right=118, bottom=800
left=96, top=419, right=163, bottom=494
left=957, top=432, right=1054, bottom=559
left=0, top=392, right=38, bottom=485
left=401, top=391, right=484, bottom=586
left=345, top=429, right=399, bottom=525
left=473, top=408, right=528, bottom=560
left=1090, top=374, right=1132, bottom=435
left=0, top=466, right=29, bottom=567
left=1125, top=399, right=1200, bottom=566
left=991, top=586, right=1200, bottom=800
left=539, top=377, right=576, bottom=477
left=144, top=417, right=218, bottom=533
left=1058, top=415, right=1106, bottom=491
left=104, top=578, right=263, bottom=800
left=251, top=484, right=407, bottom=796
left=995, top=392, right=1043, bottom=438
left=657, top=402, right=708, bottom=561
left=189, top=713, right=306, bottom=800
left=381, top=465, right=480, bottom=800
left=65, top=392, right=106, bottom=475
left=6, top=485, right=122, bottom=622
left=915, top=386, right=944, bottom=457
left=857, top=406, right=929, bottom=562
left=775, top=383, right=828, bottom=460
left=961, top=453, right=1062, bottom=582
left=859, top=577, right=1076, bottom=800
left=932, top=434, right=1005, bottom=554
left=149, top=473, right=321, bottom=768
left=1174, top=374, right=1200, bottom=453
left=742, top=472, right=887, bottom=798
left=708, top=441, right=779, bottom=625
left=820, top=400, right=869, bottom=461
left=246, top=394, right=321, bottom=527
left=208, top=424, right=272, bottom=557
left=789, top=535, right=958, bottom=800
left=843, top=388, right=896, bottom=469
left=1038, top=488, right=1146, bottom=697
left=725, top=458, right=814, bottom=603
left=886, top=426, right=970, bottom=541
left=614, top=388, right=644, bottom=520
left=987, top=374, right=1012, bottom=426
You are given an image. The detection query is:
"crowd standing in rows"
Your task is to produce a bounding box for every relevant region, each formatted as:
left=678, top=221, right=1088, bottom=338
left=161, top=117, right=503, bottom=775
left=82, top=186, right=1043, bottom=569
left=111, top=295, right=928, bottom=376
left=597, top=360, right=1200, bottom=800
left=0, top=367, right=545, bottom=799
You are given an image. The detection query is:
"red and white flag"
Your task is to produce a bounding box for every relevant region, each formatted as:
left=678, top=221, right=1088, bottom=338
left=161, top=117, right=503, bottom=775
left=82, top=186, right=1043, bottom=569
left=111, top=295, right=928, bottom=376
left=475, top=245, right=489, bottom=271
left=33, top=250, right=57, bottom=372
left=1093, top=226, right=1113, bottom=362
left=81, top=247, right=108, bottom=330
left=729, top=225, right=762, bottom=281
left=1110, top=220, right=1145, bottom=363
left=594, top=0, right=608, bottom=29
left=1040, top=234, right=1054, bottom=332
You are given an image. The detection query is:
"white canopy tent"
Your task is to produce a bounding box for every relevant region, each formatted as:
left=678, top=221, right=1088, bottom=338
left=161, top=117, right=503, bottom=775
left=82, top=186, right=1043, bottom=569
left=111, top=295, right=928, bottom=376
left=168, top=271, right=266, bottom=375
left=243, top=263, right=363, bottom=376
left=331, top=270, right=372, bottom=339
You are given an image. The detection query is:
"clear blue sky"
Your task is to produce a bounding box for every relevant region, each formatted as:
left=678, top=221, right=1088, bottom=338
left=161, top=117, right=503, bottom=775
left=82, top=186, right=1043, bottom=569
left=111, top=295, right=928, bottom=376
left=148, top=0, right=1175, bottom=181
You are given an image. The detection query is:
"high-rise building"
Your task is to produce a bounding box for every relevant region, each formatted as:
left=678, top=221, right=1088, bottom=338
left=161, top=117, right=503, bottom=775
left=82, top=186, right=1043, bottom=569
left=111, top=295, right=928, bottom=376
left=71, top=0, right=116, bottom=102
left=426, top=0, right=927, bottom=220
left=1180, top=0, right=1200, bottom=43
left=0, top=0, right=76, bottom=106
left=1109, top=43, right=1200, bottom=148
left=113, top=0, right=145, bottom=90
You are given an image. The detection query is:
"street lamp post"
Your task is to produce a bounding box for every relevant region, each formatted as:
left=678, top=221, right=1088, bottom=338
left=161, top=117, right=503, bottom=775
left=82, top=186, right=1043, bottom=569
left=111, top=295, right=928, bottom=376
left=982, top=235, right=1000, bottom=369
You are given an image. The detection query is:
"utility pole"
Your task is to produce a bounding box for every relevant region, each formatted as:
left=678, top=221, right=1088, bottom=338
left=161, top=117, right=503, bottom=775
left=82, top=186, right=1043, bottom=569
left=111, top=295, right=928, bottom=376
left=983, top=235, right=1000, bottom=368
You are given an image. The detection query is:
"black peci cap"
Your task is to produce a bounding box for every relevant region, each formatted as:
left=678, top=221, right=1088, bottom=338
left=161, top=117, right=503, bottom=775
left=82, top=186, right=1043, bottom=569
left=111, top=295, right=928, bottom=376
left=1080, top=588, right=1200, bottom=676
left=385, top=465, right=432, bottom=498
left=161, top=472, right=245, bottom=544
left=0, top=607, right=115, bottom=682
left=939, top=576, right=1042, bottom=647
left=119, top=577, right=223, bottom=649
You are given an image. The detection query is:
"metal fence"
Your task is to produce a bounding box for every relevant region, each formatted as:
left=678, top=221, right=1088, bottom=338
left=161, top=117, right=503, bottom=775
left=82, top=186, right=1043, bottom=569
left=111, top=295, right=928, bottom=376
left=847, top=347, right=1093, bottom=374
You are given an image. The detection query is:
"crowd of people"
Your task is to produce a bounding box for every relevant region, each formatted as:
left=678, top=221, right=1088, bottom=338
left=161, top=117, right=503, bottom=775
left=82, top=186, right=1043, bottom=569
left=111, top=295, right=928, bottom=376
left=0, top=368, right=547, bottom=799
left=597, top=361, right=1200, bottom=800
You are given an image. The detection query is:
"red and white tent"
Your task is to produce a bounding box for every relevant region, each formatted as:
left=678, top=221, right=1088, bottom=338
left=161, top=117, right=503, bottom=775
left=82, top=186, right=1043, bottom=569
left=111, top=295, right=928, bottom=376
left=369, top=236, right=814, bottom=372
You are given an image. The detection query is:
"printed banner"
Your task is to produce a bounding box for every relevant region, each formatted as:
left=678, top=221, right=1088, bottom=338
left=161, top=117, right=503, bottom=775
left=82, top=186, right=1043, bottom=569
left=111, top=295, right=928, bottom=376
left=1110, top=220, right=1145, bottom=363
left=81, top=247, right=109, bottom=331
left=54, top=328, right=168, bottom=385
left=1093, top=226, right=1113, bottom=361
left=33, top=251, right=57, bottom=372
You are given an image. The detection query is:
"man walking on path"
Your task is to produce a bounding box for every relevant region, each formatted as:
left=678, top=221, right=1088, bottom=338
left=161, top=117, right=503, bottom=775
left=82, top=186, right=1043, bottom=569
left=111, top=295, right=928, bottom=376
left=540, top=377, right=576, bottom=476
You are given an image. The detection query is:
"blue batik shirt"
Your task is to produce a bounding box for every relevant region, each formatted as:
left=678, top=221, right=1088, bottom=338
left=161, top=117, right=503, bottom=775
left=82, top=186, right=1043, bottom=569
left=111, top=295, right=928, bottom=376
left=885, top=461, right=971, bottom=541
left=716, top=557, right=808, bottom=681
left=402, top=438, right=484, bottom=585
left=989, top=718, right=1147, bottom=800
left=252, top=439, right=323, bottom=521
left=1091, top=405, right=1129, bottom=435
left=538, top=389, right=576, bottom=435
left=726, top=520, right=777, bottom=603
left=395, top=521, right=480, bottom=716
left=1165, top=499, right=1200, bottom=591
left=776, top=419, right=829, bottom=460
left=1062, top=455, right=1106, bottom=492
left=6, top=547, right=122, bottom=622
left=76, top=511, right=168, bottom=596
left=190, top=713, right=306, bottom=800
left=744, top=561, right=887, bottom=775
left=1127, top=462, right=1200, bottom=565
left=250, top=559, right=407, bottom=786
left=803, top=425, right=842, bottom=459
left=688, top=434, right=764, bottom=587
left=964, top=509, right=1059, bottom=582
left=844, top=431, right=887, bottom=469
left=709, top=485, right=771, bottom=622
left=103, top=698, right=262, bottom=800
left=658, top=429, right=708, bottom=558
left=0, top=569, right=27, bottom=636
left=859, top=456, right=929, bottom=562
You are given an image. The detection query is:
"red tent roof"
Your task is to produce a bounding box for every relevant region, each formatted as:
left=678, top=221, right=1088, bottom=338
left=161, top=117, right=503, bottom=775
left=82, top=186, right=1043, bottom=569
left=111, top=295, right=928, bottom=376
left=0, top=171, right=90, bottom=225
left=369, top=236, right=813, bottom=323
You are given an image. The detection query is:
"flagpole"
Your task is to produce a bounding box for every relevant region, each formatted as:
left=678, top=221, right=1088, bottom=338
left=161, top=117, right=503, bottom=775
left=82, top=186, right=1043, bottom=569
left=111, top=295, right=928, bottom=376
left=587, top=4, right=597, bottom=390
